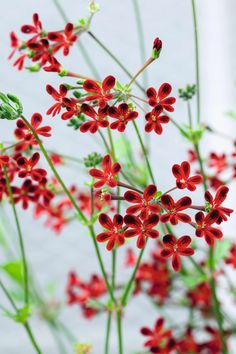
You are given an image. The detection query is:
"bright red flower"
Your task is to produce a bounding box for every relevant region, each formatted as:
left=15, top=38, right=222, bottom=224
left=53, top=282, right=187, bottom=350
left=11, top=179, right=39, bottom=209
left=108, top=103, right=138, bottom=132
left=195, top=210, right=223, bottom=246
left=160, top=234, right=194, bottom=272
left=80, top=104, right=109, bottom=133
left=140, top=318, right=173, bottom=353
left=145, top=105, right=170, bottom=135
left=48, top=23, right=77, bottom=56
left=124, top=214, right=159, bottom=249
left=199, top=326, right=226, bottom=354
left=49, top=153, right=64, bottom=166
left=89, top=154, right=121, bottom=188
left=124, top=248, right=137, bottom=267
left=146, top=83, right=176, bottom=111
left=46, top=84, right=68, bottom=116
left=187, top=149, right=197, bottom=163
left=208, top=152, right=227, bottom=175
left=177, top=328, right=199, bottom=353
left=96, top=213, right=125, bottom=251
left=225, top=244, right=236, bottom=268
left=160, top=195, right=192, bottom=225
left=27, top=39, right=51, bottom=66
left=15, top=113, right=51, bottom=151
left=43, top=55, right=62, bottom=72
left=124, top=184, right=160, bottom=219
left=0, top=155, right=10, bottom=168
left=17, top=152, right=47, bottom=182
left=60, top=97, right=79, bottom=120
left=205, top=186, right=233, bottom=224
left=8, top=32, right=21, bottom=60
left=187, top=282, right=211, bottom=309
left=35, top=177, right=54, bottom=206
left=21, top=13, right=42, bottom=41
left=172, top=161, right=202, bottom=191
left=83, top=76, right=116, bottom=108
left=13, top=54, right=27, bottom=71
left=0, top=178, right=7, bottom=202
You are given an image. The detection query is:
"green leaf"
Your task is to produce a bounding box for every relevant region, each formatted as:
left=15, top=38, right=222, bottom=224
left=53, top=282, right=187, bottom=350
left=1, top=260, right=23, bottom=283
left=181, top=272, right=207, bottom=289
left=86, top=299, right=105, bottom=310
left=207, top=239, right=231, bottom=268
left=4, top=305, right=31, bottom=324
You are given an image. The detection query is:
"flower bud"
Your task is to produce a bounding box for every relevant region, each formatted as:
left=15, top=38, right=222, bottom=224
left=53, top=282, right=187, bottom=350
left=152, top=37, right=162, bottom=59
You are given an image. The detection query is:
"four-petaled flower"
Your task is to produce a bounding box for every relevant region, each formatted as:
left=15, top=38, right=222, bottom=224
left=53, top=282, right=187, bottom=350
left=89, top=154, right=121, bottom=188
left=205, top=186, right=233, bottom=224
left=195, top=210, right=222, bottom=246
left=12, top=179, right=39, bottom=209
left=108, top=103, right=138, bottom=132
left=124, top=184, right=160, bottom=219
left=80, top=104, right=109, bottom=133
left=83, top=76, right=116, bottom=108
left=145, top=105, right=170, bottom=135
left=172, top=160, right=202, bottom=191
left=46, top=84, right=68, bottom=116
left=21, top=13, right=42, bottom=41
left=17, top=152, right=47, bottom=182
left=160, top=234, right=194, bottom=272
left=124, top=214, right=159, bottom=249
left=160, top=195, right=192, bottom=225
left=48, top=23, right=77, bottom=56
left=146, top=83, right=176, bottom=111
left=96, top=213, right=125, bottom=250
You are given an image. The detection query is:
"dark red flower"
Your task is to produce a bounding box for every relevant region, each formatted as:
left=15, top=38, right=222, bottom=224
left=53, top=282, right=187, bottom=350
left=21, top=13, right=42, bottom=41
left=43, top=55, right=62, bottom=72
left=108, top=103, right=138, bottom=132
left=124, top=214, right=159, bottom=249
left=160, top=234, right=194, bottom=272
left=83, top=76, right=116, bottom=108
left=11, top=179, right=39, bottom=209
left=48, top=23, right=77, bottom=56
left=0, top=155, right=10, bottom=168
left=89, top=154, right=121, bottom=188
left=187, top=282, right=212, bottom=310
left=153, top=37, right=162, bottom=52
left=177, top=328, right=199, bottom=353
left=141, top=318, right=172, bottom=352
left=160, top=195, right=192, bottom=225
left=124, top=184, right=160, bottom=219
left=15, top=113, right=51, bottom=151
left=27, top=39, right=51, bottom=66
left=172, top=160, right=202, bottom=191
left=35, top=177, right=54, bottom=206
left=17, top=152, right=47, bottom=182
left=0, top=178, right=7, bottom=202
left=146, top=83, right=176, bottom=111
left=208, top=152, right=227, bottom=175
left=225, top=244, right=236, bottom=268
left=96, top=213, right=124, bottom=251
left=80, top=104, right=109, bottom=133
left=195, top=210, right=223, bottom=246
left=205, top=186, right=233, bottom=224
left=13, top=54, right=27, bottom=71
left=8, top=32, right=21, bottom=60
left=61, top=98, right=79, bottom=120
left=145, top=105, right=170, bottom=135
left=46, top=84, right=68, bottom=116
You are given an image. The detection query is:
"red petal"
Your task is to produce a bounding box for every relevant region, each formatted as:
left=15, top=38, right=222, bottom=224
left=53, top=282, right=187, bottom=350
left=161, top=194, right=174, bottom=210
left=158, top=83, right=172, bottom=100
left=102, top=75, right=116, bottom=91
left=144, top=184, right=157, bottom=201
left=99, top=213, right=113, bottom=230
left=177, top=235, right=192, bottom=249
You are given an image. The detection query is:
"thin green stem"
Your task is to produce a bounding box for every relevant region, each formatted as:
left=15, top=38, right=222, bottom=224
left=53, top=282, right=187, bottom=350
left=3, top=166, right=29, bottom=306
left=191, top=0, right=200, bottom=124
left=104, top=311, right=112, bottom=354
left=116, top=309, right=123, bottom=354
left=87, top=31, right=145, bottom=93
left=194, top=142, right=207, bottom=191
left=132, top=121, right=156, bottom=184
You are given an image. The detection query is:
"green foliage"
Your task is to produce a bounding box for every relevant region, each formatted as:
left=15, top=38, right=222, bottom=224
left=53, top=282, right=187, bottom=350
left=4, top=305, right=31, bottom=324
left=84, top=152, right=102, bottom=167
left=179, top=84, right=196, bottom=101
left=1, top=260, right=23, bottom=284
left=0, top=92, right=23, bottom=120
left=67, top=113, right=86, bottom=130
left=206, top=239, right=231, bottom=269
left=181, top=272, right=208, bottom=289
left=179, top=124, right=205, bottom=144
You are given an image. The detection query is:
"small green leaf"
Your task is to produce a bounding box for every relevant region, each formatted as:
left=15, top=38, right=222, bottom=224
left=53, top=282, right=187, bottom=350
left=4, top=305, right=31, bottom=324
left=1, top=260, right=23, bottom=284
left=207, top=239, right=231, bottom=268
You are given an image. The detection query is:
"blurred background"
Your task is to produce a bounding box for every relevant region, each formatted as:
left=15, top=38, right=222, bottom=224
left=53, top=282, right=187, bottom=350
left=0, top=0, right=236, bottom=353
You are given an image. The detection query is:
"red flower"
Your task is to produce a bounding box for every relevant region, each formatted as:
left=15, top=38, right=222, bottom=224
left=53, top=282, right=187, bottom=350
left=124, top=248, right=137, bottom=267
left=12, top=179, right=39, bottom=209
left=195, top=210, right=223, bottom=246
left=205, top=186, right=233, bottom=224
left=46, top=84, right=68, bottom=116
left=146, top=83, right=176, bottom=111
left=61, top=98, right=79, bottom=120
left=172, top=161, right=202, bottom=191
left=13, top=54, right=27, bottom=71
left=89, top=154, right=121, bottom=188
left=35, top=177, right=54, bottom=206
left=153, top=37, right=162, bottom=53
left=140, top=318, right=173, bottom=353
left=187, top=149, right=197, bottom=163
left=17, top=152, right=47, bottom=182
left=8, top=32, right=21, bottom=60
left=225, top=244, right=236, bottom=268
left=96, top=213, right=125, bottom=251
left=108, top=103, right=138, bottom=132
left=187, top=282, right=211, bottom=309
left=0, top=178, right=7, bottom=202
left=80, top=104, right=109, bottom=133
left=0, top=155, right=10, bottom=168
left=21, top=13, right=42, bottom=41
left=27, top=39, right=51, bottom=66
left=124, top=184, right=160, bottom=219
left=177, top=328, right=199, bottom=354
left=15, top=113, right=51, bottom=151
left=43, top=55, right=62, bottom=72
left=160, top=234, right=194, bottom=272
left=160, top=195, right=192, bottom=225
left=145, top=105, right=170, bottom=135
left=208, top=152, right=227, bottom=174
left=48, top=23, right=77, bottom=56
left=124, top=214, right=159, bottom=249
left=83, top=76, right=116, bottom=108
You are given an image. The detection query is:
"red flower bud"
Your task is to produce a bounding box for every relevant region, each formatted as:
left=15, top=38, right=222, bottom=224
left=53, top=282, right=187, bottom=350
left=152, top=37, right=162, bottom=59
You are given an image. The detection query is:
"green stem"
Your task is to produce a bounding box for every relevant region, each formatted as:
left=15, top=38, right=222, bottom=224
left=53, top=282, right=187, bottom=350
left=132, top=121, right=156, bottom=184
left=3, top=166, right=29, bottom=306
left=191, top=0, right=200, bottom=124
left=194, top=142, right=207, bottom=191
left=104, top=311, right=112, bottom=354
left=116, top=309, right=123, bottom=354
left=87, top=31, right=145, bottom=93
